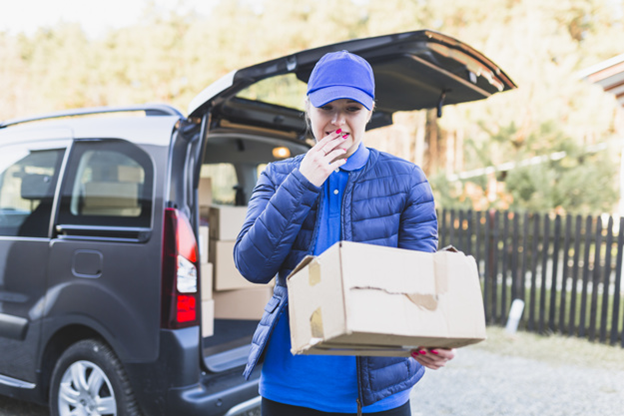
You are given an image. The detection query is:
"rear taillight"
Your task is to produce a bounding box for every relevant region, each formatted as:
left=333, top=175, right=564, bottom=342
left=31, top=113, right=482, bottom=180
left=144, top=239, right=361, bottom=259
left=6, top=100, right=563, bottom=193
left=161, top=208, right=200, bottom=329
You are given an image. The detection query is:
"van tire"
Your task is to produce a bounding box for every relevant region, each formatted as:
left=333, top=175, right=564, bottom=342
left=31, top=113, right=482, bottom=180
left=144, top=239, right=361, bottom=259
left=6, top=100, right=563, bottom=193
left=49, top=339, right=141, bottom=416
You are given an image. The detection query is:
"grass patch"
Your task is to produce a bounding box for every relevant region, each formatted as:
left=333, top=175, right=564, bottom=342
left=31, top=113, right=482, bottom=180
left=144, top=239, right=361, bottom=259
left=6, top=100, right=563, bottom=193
left=473, top=326, right=624, bottom=371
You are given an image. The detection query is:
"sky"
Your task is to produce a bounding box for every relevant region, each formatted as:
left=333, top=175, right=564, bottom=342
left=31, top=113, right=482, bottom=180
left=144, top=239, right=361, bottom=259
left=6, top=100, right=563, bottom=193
left=0, top=0, right=219, bottom=38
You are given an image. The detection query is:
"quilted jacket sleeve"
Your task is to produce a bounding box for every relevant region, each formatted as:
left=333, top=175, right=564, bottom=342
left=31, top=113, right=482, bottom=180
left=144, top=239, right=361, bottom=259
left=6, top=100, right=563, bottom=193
left=234, top=163, right=321, bottom=283
left=398, top=165, right=438, bottom=253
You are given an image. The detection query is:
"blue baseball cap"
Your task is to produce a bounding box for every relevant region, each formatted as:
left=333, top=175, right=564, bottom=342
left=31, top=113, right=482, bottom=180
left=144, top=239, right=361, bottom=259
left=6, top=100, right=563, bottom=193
left=307, top=51, right=375, bottom=110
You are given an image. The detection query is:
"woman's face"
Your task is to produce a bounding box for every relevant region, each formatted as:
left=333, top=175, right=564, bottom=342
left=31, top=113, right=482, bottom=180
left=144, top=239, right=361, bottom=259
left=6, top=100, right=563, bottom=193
left=308, top=99, right=372, bottom=159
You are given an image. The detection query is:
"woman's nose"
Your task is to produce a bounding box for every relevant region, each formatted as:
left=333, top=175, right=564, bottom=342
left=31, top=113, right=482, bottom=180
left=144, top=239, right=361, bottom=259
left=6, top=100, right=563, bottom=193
left=331, top=111, right=346, bottom=125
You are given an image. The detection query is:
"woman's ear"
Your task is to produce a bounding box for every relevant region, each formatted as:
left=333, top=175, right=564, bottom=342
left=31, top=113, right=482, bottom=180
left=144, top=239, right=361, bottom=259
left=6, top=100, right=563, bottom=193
left=366, top=101, right=375, bottom=123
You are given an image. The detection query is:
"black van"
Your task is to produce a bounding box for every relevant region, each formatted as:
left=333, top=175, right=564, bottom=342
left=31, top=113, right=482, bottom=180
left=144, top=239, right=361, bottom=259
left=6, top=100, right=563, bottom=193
left=0, top=30, right=515, bottom=416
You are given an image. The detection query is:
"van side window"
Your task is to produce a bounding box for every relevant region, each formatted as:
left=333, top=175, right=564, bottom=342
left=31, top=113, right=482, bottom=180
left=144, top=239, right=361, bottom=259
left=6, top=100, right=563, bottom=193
left=0, top=148, right=65, bottom=237
left=200, top=163, right=237, bottom=205
left=58, top=140, right=153, bottom=228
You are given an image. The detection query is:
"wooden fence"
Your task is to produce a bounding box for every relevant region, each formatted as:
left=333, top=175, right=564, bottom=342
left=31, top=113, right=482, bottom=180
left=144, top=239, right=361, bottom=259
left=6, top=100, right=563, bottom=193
left=437, top=209, right=624, bottom=347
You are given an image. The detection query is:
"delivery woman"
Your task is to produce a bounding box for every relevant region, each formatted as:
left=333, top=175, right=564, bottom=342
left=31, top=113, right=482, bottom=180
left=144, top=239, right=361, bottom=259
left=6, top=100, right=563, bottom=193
left=234, top=50, right=454, bottom=416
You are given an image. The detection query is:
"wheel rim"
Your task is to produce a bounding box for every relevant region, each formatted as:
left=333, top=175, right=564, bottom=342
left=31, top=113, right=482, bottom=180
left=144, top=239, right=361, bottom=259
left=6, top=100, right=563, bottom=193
left=58, top=360, right=117, bottom=416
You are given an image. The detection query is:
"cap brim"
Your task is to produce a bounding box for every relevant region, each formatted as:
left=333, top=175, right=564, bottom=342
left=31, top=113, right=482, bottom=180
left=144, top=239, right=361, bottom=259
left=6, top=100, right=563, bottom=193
left=308, top=86, right=373, bottom=111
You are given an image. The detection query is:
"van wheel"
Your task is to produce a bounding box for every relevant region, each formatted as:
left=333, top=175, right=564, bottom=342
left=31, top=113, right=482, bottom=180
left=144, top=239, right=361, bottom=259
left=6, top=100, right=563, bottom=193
left=49, top=339, right=141, bottom=416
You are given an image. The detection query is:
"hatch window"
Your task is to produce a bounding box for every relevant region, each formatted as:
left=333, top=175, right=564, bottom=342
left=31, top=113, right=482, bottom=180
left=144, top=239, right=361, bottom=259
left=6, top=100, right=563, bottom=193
left=200, top=163, right=238, bottom=206
left=235, top=73, right=307, bottom=111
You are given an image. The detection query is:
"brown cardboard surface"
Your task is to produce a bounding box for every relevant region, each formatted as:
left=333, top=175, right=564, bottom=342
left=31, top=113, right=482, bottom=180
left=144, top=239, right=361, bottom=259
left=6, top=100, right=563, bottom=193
left=200, top=262, right=213, bottom=301
left=201, top=299, right=215, bottom=338
left=117, top=165, right=142, bottom=182
left=214, top=287, right=272, bottom=320
left=209, top=240, right=257, bottom=291
left=287, top=241, right=486, bottom=356
left=209, top=206, right=248, bottom=240
left=199, top=177, right=212, bottom=207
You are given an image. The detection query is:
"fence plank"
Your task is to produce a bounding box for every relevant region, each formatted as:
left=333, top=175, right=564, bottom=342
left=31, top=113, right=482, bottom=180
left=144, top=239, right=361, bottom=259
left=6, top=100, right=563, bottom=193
left=492, top=211, right=500, bottom=323
left=529, top=214, right=540, bottom=332
left=484, top=211, right=491, bottom=323
left=474, top=211, right=482, bottom=278
left=600, top=216, right=614, bottom=343
left=458, top=210, right=465, bottom=252
left=539, top=214, right=550, bottom=334
left=612, top=217, right=624, bottom=346
left=569, top=215, right=583, bottom=337
left=520, top=213, right=530, bottom=306
left=449, top=209, right=456, bottom=248
left=510, top=213, right=520, bottom=302
left=549, top=215, right=561, bottom=332
left=559, top=214, right=572, bottom=334
left=501, top=212, right=510, bottom=320
left=579, top=216, right=593, bottom=338
left=465, top=210, right=473, bottom=256
left=440, top=209, right=447, bottom=249
left=589, top=216, right=603, bottom=342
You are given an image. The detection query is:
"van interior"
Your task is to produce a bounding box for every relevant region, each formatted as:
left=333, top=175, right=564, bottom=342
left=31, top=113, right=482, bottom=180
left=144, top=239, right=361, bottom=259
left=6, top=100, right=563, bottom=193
left=199, top=127, right=309, bottom=373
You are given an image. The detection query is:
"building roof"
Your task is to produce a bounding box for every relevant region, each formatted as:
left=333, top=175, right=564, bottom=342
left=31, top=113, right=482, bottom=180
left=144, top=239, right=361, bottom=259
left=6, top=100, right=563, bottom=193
left=579, top=53, right=624, bottom=108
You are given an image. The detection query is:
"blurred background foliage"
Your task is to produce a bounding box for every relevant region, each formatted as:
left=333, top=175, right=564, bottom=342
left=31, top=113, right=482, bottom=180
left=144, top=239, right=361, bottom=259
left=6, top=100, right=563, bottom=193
left=1, top=0, right=623, bottom=215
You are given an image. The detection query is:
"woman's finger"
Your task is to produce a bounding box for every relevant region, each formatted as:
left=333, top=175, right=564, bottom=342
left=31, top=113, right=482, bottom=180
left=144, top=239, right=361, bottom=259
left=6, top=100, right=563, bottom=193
left=318, top=132, right=348, bottom=157
left=328, top=155, right=348, bottom=171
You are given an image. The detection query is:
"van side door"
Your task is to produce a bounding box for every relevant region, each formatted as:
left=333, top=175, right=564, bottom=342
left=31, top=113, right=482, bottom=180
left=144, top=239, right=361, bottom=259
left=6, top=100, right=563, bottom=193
left=46, top=138, right=162, bottom=363
left=0, top=140, right=67, bottom=386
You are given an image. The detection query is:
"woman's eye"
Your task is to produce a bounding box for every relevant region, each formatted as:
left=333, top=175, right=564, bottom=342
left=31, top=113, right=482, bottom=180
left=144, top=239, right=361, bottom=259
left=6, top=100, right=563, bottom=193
left=320, top=105, right=333, bottom=111
left=347, top=106, right=362, bottom=112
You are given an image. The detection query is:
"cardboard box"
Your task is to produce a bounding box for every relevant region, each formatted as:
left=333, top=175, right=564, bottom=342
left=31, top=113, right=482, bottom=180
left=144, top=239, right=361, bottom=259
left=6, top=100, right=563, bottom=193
left=117, top=165, right=142, bottom=182
left=200, top=262, right=213, bottom=301
left=214, top=287, right=273, bottom=320
left=198, top=226, right=209, bottom=263
left=209, top=240, right=257, bottom=291
left=209, top=206, right=248, bottom=241
left=287, top=241, right=486, bottom=357
left=201, top=299, right=215, bottom=338
left=199, top=177, right=212, bottom=207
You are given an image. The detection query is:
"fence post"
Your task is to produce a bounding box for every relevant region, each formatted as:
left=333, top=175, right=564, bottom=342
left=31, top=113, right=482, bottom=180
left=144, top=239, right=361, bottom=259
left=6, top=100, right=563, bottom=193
left=579, top=215, right=593, bottom=339
left=529, top=214, right=540, bottom=332
left=465, top=210, right=473, bottom=256
left=511, top=212, right=520, bottom=302
left=600, top=216, right=614, bottom=344
left=440, top=209, right=447, bottom=249
left=492, top=211, right=500, bottom=324
left=612, top=217, right=624, bottom=346
left=549, top=215, right=561, bottom=332
left=568, top=215, right=583, bottom=337
left=539, top=214, right=550, bottom=334
left=501, top=212, right=510, bottom=321
left=589, top=216, right=603, bottom=342
left=559, top=214, right=572, bottom=334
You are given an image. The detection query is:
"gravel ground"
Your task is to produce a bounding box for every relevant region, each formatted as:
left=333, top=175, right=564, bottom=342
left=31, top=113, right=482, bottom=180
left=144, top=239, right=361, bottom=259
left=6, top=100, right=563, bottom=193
left=410, top=327, right=624, bottom=416
left=2, top=327, right=623, bottom=415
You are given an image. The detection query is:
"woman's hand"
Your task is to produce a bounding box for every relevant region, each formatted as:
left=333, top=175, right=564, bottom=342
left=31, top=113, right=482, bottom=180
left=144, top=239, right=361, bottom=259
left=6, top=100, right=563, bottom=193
left=410, top=347, right=455, bottom=370
left=299, top=129, right=349, bottom=187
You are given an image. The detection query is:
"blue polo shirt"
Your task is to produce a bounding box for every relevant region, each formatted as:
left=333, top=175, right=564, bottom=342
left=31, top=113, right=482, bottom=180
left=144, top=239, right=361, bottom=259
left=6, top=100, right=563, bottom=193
left=259, top=143, right=410, bottom=413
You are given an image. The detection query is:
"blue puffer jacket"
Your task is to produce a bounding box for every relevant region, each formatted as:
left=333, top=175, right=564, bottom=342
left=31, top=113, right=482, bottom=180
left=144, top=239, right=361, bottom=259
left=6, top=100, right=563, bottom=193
left=234, top=147, right=438, bottom=407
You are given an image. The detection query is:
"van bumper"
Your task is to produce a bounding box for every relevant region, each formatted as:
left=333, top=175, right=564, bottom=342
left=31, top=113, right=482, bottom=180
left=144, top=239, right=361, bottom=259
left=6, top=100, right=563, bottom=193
left=125, top=327, right=260, bottom=416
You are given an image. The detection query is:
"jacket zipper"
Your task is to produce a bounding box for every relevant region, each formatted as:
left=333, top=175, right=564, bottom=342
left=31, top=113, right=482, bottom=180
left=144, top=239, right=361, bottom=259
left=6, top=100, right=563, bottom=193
left=356, top=356, right=363, bottom=416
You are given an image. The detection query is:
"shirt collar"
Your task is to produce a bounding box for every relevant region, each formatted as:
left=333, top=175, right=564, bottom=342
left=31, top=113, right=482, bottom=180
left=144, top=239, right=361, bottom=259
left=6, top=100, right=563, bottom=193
left=340, top=142, right=369, bottom=172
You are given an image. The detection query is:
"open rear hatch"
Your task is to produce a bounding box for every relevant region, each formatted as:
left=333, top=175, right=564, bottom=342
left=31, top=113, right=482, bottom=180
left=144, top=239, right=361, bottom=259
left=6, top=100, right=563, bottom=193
left=191, top=29, right=516, bottom=374
left=189, top=29, right=516, bottom=138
